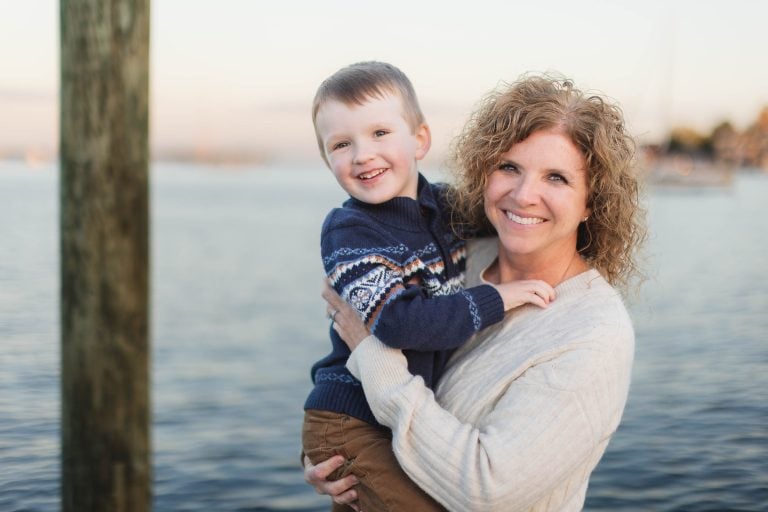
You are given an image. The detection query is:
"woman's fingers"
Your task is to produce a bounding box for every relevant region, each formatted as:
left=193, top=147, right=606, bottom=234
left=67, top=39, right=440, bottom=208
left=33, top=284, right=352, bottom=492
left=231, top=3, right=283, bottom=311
left=329, top=478, right=360, bottom=502
left=321, top=280, right=347, bottom=310
left=304, top=454, right=344, bottom=483
left=333, top=488, right=361, bottom=511
left=323, top=474, right=359, bottom=496
left=304, top=455, right=360, bottom=496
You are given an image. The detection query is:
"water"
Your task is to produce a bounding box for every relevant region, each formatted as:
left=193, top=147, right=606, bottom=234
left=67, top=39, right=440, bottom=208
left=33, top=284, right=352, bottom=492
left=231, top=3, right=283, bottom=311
left=1, top=161, right=766, bottom=511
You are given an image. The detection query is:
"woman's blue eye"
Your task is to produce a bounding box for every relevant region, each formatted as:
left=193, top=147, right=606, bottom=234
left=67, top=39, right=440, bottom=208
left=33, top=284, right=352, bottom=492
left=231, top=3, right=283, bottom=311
left=549, top=173, right=567, bottom=183
left=498, top=163, right=518, bottom=172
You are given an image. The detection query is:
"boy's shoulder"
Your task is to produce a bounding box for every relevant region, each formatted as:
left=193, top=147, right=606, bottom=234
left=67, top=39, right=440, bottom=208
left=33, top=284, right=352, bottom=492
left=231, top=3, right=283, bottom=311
left=320, top=176, right=455, bottom=239
left=319, top=205, right=406, bottom=266
left=321, top=202, right=378, bottom=233
left=425, top=178, right=454, bottom=209
left=320, top=203, right=398, bottom=251
left=427, top=179, right=451, bottom=195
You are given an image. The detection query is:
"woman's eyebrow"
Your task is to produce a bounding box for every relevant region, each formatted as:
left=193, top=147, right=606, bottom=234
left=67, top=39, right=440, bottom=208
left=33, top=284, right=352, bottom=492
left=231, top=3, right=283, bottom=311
left=498, top=157, right=522, bottom=167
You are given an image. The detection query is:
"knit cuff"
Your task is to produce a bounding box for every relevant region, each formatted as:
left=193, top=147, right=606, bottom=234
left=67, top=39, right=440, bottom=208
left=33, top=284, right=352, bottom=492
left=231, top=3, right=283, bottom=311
left=346, top=337, right=366, bottom=379
left=347, top=335, right=411, bottom=387
left=465, top=284, right=505, bottom=330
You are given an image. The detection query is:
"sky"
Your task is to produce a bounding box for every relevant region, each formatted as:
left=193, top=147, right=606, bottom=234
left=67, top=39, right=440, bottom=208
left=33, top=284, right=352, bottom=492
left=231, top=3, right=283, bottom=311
left=2, top=0, right=767, bottom=165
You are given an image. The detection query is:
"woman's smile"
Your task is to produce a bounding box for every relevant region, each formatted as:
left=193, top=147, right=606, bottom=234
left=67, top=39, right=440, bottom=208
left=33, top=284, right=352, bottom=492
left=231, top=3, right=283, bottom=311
left=484, top=128, right=591, bottom=265
left=504, top=211, right=546, bottom=225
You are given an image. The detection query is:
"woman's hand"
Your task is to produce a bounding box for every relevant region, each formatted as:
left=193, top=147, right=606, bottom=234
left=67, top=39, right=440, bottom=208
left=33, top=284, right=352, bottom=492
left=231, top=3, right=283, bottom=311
left=303, top=454, right=361, bottom=511
left=322, top=281, right=370, bottom=352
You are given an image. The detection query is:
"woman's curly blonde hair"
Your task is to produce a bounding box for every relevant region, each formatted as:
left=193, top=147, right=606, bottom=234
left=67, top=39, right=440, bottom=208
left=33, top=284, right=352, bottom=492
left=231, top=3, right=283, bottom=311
left=448, top=74, right=646, bottom=289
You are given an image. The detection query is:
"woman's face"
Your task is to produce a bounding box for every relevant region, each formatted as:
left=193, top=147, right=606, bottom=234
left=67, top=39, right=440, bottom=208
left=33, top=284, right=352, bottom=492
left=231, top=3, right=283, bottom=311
left=484, top=128, right=591, bottom=266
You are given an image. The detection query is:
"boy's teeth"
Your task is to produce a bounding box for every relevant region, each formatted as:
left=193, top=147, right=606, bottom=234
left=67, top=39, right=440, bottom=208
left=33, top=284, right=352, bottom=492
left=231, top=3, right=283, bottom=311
left=506, top=212, right=544, bottom=225
left=359, top=168, right=386, bottom=179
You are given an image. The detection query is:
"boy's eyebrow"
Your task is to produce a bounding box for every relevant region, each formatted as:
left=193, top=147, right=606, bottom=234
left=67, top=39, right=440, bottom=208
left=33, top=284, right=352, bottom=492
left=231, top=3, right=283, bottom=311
left=323, top=136, right=343, bottom=150
left=321, top=130, right=346, bottom=144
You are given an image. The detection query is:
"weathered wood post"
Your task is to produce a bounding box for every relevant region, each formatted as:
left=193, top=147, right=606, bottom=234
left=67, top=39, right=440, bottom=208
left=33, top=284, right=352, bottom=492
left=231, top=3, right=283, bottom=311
left=60, top=1, right=151, bottom=510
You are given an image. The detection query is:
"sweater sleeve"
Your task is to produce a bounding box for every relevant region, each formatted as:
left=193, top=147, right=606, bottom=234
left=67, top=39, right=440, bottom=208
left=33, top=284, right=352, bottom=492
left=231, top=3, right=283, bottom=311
left=323, top=219, right=504, bottom=352
left=346, top=332, right=632, bottom=511
left=373, top=283, right=504, bottom=351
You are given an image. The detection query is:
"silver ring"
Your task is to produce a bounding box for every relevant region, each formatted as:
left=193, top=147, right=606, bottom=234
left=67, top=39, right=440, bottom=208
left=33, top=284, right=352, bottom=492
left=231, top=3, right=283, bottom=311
left=330, top=310, right=338, bottom=322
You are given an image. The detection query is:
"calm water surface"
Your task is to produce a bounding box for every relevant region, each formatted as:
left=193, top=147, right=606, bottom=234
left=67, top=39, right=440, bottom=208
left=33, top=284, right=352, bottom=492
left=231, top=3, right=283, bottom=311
left=1, top=162, right=766, bottom=511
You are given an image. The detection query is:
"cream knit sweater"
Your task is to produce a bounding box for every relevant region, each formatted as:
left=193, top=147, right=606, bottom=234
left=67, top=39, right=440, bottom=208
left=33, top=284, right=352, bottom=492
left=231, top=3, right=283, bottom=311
left=347, top=238, right=635, bottom=511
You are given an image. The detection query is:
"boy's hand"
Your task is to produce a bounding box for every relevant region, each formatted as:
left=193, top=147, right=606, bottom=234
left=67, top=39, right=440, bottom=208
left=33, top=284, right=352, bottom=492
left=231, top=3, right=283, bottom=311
left=493, top=280, right=556, bottom=310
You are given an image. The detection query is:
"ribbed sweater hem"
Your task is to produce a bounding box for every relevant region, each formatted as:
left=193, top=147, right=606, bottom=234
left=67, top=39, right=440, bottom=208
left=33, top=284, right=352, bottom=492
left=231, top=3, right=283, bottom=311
left=303, top=367, right=379, bottom=426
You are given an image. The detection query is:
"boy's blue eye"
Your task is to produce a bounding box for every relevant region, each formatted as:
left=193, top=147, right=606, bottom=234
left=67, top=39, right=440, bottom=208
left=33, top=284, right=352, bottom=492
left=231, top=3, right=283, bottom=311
left=332, top=141, right=349, bottom=151
left=374, top=130, right=388, bottom=137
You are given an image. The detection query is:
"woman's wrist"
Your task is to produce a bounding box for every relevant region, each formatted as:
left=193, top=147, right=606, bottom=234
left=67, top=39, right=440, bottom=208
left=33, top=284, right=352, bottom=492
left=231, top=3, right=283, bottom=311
left=346, top=334, right=378, bottom=379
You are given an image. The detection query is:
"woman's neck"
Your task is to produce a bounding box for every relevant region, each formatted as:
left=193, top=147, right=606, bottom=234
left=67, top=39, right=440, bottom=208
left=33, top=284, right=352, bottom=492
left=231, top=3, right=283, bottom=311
left=487, top=247, right=589, bottom=287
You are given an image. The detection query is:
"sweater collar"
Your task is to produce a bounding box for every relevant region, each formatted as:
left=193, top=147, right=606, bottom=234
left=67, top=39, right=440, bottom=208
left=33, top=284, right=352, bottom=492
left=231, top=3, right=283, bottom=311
left=344, top=173, right=439, bottom=228
left=479, top=253, right=604, bottom=300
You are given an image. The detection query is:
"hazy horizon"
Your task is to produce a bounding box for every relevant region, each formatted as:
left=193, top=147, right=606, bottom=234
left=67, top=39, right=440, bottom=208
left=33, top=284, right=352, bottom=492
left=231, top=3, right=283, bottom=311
left=3, top=0, right=767, bottom=166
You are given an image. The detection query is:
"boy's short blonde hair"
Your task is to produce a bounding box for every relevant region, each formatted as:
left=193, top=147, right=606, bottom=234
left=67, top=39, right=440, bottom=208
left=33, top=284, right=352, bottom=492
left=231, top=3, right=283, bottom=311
left=312, top=61, right=426, bottom=166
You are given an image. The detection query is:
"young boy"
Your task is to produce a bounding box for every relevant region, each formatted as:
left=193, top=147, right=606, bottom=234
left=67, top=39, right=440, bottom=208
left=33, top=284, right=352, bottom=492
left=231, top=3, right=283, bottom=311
left=302, top=61, right=554, bottom=510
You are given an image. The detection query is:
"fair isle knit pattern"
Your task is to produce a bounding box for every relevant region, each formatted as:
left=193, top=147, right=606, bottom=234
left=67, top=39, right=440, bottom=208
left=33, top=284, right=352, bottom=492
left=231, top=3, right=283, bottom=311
left=304, top=174, right=505, bottom=426
left=328, top=244, right=471, bottom=333
left=460, top=290, right=482, bottom=331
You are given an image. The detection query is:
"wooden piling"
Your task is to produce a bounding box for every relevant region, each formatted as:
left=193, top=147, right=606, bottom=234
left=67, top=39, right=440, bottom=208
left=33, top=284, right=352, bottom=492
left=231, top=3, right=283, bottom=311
left=60, top=1, right=151, bottom=510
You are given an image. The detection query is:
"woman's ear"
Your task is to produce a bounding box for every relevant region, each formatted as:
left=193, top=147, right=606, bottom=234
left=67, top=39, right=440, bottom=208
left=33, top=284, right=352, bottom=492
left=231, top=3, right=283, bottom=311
left=414, top=123, right=432, bottom=161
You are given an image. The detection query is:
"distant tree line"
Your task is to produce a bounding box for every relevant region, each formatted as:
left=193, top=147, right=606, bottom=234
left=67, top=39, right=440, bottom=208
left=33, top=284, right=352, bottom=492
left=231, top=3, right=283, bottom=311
left=661, top=107, right=768, bottom=169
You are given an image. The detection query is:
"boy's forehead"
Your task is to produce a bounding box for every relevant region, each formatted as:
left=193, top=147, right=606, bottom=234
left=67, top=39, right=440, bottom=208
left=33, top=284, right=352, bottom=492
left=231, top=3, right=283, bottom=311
left=316, top=91, right=410, bottom=131
left=324, top=88, right=404, bottom=111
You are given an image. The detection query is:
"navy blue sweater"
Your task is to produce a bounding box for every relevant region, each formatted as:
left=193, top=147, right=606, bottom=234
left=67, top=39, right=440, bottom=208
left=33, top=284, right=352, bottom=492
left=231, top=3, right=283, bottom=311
left=304, top=174, right=504, bottom=425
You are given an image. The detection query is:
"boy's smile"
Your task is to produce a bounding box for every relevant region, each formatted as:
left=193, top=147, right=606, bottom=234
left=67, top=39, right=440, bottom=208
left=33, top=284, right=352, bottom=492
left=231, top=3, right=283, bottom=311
left=315, top=92, right=431, bottom=204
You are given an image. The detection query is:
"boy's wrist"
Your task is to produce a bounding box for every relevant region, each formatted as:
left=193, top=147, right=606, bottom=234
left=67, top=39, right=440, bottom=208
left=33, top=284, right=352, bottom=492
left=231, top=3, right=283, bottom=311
left=465, top=284, right=505, bottom=328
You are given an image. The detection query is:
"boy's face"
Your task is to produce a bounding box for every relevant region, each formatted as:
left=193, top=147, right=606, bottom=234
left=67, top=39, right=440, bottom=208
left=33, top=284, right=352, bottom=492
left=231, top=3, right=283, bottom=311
left=315, top=92, right=431, bottom=204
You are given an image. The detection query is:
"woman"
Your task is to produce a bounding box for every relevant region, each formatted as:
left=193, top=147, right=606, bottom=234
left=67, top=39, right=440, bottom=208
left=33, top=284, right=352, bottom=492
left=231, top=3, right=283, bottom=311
left=305, top=74, right=646, bottom=511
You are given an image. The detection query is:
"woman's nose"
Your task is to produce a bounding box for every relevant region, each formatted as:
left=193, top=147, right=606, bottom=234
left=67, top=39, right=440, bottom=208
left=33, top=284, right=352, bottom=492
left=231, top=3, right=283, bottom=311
left=511, top=175, right=539, bottom=205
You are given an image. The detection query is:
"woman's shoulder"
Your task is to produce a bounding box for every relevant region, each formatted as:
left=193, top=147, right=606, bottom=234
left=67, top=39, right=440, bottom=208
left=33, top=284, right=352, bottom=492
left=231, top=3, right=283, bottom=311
left=465, top=237, right=498, bottom=286
left=553, top=271, right=635, bottom=354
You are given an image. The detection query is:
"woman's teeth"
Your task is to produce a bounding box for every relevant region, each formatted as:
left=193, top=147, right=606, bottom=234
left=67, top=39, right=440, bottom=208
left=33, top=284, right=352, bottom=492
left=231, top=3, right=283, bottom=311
left=506, top=212, right=544, bottom=225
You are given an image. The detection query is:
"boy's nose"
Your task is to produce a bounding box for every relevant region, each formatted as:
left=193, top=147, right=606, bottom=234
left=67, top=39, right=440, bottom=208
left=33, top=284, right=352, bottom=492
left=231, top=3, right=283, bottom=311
left=352, top=142, right=375, bottom=164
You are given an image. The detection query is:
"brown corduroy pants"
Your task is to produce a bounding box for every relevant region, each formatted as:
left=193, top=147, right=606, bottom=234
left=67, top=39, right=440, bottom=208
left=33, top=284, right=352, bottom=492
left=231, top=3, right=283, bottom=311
left=302, top=409, right=446, bottom=512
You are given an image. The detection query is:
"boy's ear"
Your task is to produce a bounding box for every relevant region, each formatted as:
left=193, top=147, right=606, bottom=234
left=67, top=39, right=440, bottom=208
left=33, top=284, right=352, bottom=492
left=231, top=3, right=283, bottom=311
left=414, top=123, right=432, bottom=161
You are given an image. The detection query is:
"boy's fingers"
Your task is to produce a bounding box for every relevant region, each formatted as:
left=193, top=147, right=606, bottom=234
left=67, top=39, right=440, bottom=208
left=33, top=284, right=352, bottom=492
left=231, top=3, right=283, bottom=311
left=532, top=282, right=555, bottom=302
left=529, top=294, right=548, bottom=309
